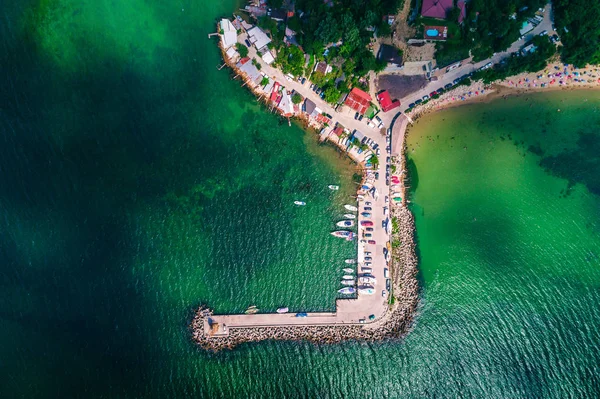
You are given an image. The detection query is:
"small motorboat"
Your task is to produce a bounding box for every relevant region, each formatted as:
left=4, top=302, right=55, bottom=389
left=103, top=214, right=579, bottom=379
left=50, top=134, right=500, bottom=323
left=328, top=185, right=340, bottom=190
left=338, top=287, right=356, bottom=294
left=331, top=230, right=352, bottom=238
left=344, top=204, right=358, bottom=212
left=277, top=307, right=289, bottom=314
left=294, top=201, right=306, bottom=206
left=343, top=268, right=354, bottom=273
left=336, top=220, right=355, bottom=227
left=344, top=214, right=356, bottom=219
left=341, top=279, right=355, bottom=286
left=245, top=306, right=259, bottom=314
left=342, top=274, right=354, bottom=280
left=344, top=259, right=356, bottom=264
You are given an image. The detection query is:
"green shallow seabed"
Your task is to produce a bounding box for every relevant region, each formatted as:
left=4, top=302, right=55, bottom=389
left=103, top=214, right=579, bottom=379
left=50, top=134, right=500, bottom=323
left=1, top=0, right=600, bottom=397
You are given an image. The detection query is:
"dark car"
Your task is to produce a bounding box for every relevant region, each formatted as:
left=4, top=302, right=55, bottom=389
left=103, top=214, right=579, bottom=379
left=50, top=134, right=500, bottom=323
left=444, top=83, right=453, bottom=89
left=358, top=114, right=364, bottom=121
left=415, top=99, right=422, bottom=105
left=245, top=39, right=251, bottom=47
left=372, top=143, right=379, bottom=150
left=354, top=112, right=359, bottom=120
left=408, top=103, right=415, bottom=108
left=295, top=312, right=308, bottom=317
left=301, top=77, right=307, bottom=84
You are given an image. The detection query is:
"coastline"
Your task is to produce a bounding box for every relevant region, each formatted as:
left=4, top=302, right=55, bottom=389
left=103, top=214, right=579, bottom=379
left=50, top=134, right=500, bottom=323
left=191, top=21, right=598, bottom=352
left=189, top=28, right=420, bottom=351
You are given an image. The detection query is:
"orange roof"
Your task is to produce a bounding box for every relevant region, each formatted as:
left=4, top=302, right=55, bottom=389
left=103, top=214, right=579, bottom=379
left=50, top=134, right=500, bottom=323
left=345, top=88, right=372, bottom=115
left=350, top=87, right=372, bottom=102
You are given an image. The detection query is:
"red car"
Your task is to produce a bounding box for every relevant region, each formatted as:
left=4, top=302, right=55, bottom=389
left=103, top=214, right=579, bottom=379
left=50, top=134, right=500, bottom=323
left=360, top=221, right=374, bottom=227
left=367, top=240, right=377, bottom=245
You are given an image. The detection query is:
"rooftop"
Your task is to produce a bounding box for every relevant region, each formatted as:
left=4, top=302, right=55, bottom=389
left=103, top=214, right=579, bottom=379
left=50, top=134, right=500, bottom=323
left=421, top=0, right=453, bottom=19
left=377, top=44, right=403, bottom=65
left=220, top=19, right=238, bottom=49
left=247, top=26, right=272, bottom=51
left=345, top=88, right=372, bottom=115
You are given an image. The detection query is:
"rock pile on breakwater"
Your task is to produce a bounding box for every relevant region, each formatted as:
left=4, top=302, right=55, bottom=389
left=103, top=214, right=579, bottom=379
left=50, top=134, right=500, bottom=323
left=190, top=148, right=419, bottom=352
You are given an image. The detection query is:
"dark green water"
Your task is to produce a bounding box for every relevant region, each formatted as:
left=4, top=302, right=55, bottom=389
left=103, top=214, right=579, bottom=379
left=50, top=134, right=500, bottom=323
left=2, top=1, right=600, bottom=398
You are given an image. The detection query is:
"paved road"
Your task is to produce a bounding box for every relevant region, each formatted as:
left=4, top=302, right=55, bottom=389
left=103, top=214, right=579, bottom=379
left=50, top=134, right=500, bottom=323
left=386, top=2, right=555, bottom=117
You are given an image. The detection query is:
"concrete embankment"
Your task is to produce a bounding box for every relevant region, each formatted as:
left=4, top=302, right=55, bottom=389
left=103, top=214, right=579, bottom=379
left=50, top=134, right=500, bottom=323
left=190, top=114, right=419, bottom=351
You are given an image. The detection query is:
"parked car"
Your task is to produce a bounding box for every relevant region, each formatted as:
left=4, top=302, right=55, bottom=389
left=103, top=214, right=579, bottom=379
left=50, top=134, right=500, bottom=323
left=376, top=148, right=381, bottom=156
left=364, top=207, right=372, bottom=211
left=540, top=30, right=548, bottom=36
left=444, top=83, right=453, bottom=89
left=422, top=95, right=430, bottom=101
left=415, top=99, right=423, bottom=105
left=364, top=233, right=373, bottom=238
left=408, top=103, right=415, bottom=108
left=365, top=256, right=373, bottom=261
left=358, top=114, right=364, bottom=121
left=301, top=77, right=306, bottom=84
left=368, top=240, right=377, bottom=245
left=295, top=313, right=308, bottom=317
left=354, top=112, right=359, bottom=120
left=360, top=221, right=374, bottom=227
left=365, top=201, right=372, bottom=206
left=375, top=116, right=383, bottom=126
left=366, top=227, right=374, bottom=232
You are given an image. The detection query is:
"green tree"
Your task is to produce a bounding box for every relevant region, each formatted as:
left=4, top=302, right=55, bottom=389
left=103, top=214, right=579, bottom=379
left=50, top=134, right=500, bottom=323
left=292, top=93, right=303, bottom=104
left=235, top=43, right=248, bottom=58
left=260, top=76, right=270, bottom=86
left=324, top=85, right=341, bottom=104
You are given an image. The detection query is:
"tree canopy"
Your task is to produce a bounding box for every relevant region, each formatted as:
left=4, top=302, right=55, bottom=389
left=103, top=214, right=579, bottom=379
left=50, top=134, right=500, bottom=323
left=553, top=0, right=600, bottom=66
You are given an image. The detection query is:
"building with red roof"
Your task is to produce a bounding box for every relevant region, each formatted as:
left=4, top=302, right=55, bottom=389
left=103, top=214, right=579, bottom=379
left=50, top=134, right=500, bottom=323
left=333, top=126, right=344, bottom=136
left=344, top=88, right=372, bottom=115
left=457, top=0, right=467, bottom=24
left=421, top=0, right=453, bottom=19
left=376, top=90, right=401, bottom=112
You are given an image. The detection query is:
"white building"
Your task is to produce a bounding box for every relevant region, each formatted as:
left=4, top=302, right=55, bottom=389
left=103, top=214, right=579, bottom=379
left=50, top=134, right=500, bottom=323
left=220, top=19, right=237, bottom=49
left=247, top=26, right=272, bottom=51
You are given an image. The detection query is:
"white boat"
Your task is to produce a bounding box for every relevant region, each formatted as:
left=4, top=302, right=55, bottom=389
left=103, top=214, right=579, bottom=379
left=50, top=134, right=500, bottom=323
left=277, top=307, right=289, bottom=314
left=344, top=214, right=356, bottom=219
left=328, top=185, right=340, bottom=190
left=343, top=268, right=354, bottom=273
left=344, top=204, right=358, bottom=212
left=359, top=276, right=376, bottom=284
left=338, top=287, right=356, bottom=294
left=344, top=259, right=356, bottom=264
left=294, top=201, right=306, bottom=206
left=336, top=220, right=354, bottom=227
left=342, top=274, right=354, bottom=280
left=359, top=286, right=375, bottom=295
left=331, top=230, right=352, bottom=238
left=341, top=279, right=355, bottom=286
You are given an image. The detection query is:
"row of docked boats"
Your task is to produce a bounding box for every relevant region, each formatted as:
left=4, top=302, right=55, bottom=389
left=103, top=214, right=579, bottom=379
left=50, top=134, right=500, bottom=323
left=246, top=305, right=290, bottom=314
left=331, top=204, right=358, bottom=240
left=338, top=286, right=376, bottom=295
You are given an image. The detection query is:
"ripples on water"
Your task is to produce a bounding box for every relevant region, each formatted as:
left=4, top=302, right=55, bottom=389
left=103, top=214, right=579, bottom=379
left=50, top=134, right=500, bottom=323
left=1, top=0, right=600, bottom=397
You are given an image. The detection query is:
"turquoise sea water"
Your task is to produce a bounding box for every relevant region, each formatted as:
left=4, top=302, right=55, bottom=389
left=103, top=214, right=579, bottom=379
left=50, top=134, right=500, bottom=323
left=1, top=1, right=600, bottom=397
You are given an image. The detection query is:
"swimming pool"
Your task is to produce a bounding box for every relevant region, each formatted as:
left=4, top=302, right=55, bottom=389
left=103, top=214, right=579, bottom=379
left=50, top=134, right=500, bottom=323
left=426, top=29, right=439, bottom=37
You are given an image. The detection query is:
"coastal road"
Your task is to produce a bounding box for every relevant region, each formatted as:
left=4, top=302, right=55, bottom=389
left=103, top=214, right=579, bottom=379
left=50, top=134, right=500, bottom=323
left=381, top=2, right=555, bottom=120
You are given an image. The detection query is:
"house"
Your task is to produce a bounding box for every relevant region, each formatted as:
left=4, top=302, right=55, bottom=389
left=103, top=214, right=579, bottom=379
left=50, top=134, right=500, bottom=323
left=304, top=98, right=316, bottom=115
left=278, top=91, right=294, bottom=116
left=344, top=88, right=372, bottom=115
left=219, top=19, right=238, bottom=49
left=377, top=44, right=403, bottom=66
left=247, top=26, right=272, bottom=51
left=262, top=51, right=275, bottom=65
left=237, top=58, right=262, bottom=83
left=225, top=46, right=239, bottom=60
left=424, top=25, right=448, bottom=41
left=421, top=0, right=453, bottom=19
left=383, top=15, right=395, bottom=25
left=333, top=126, right=344, bottom=137
left=314, top=61, right=332, bottom=75
left=376, top=91, right=401, bottom=112
left=269, top=8, right=288, bottom=22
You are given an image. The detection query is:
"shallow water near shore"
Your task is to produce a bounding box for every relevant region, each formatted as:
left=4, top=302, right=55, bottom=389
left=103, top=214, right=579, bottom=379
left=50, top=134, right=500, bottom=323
left=2, top=0, right=600, bottom=397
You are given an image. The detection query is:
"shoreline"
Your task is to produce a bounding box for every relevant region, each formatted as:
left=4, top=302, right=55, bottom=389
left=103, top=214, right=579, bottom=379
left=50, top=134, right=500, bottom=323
left=191, top=21, right=598, bottom=352
left=189, top=31, right=419, bottom=351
